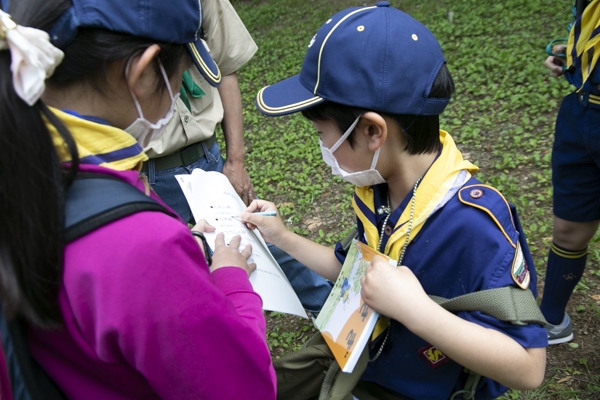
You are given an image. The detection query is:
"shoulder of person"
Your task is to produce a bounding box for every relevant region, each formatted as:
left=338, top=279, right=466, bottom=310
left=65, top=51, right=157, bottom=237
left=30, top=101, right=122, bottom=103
left=456, top=183, right=532, bottom=290
left=457, top=183, right=520, bottom=247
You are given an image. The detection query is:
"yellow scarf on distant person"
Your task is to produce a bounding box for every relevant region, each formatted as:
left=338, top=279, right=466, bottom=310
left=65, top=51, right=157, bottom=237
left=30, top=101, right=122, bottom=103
left=45, top=107, right=147, bottom=171
left=567, top=0, right=600, bottom=90
left=353, top=130, right=478, bottom=262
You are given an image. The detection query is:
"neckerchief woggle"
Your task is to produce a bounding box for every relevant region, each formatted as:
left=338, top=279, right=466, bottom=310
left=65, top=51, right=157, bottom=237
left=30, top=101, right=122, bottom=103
left=567, top=0, right=600, bottom=90
left=45, top=107, right=147, bottom=171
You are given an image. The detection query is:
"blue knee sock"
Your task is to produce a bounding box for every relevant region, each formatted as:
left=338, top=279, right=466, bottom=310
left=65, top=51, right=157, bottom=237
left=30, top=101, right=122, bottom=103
left=540, top=242, right=587, bottom=325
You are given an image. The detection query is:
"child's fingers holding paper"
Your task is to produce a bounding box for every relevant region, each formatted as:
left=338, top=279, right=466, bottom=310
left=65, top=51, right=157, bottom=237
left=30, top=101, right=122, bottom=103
left=191, top=219, right=216, bottom=233
left=211, top=233, right=253, bottom=275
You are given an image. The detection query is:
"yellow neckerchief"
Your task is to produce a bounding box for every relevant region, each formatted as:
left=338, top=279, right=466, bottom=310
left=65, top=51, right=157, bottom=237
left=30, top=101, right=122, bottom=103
left=358, top=130, right=478, bottom=342
left=45, top=107, right=147, bottom=171
left=567, top=0, right=600, bottom=90
left=353, top=130, right=478, bottom=262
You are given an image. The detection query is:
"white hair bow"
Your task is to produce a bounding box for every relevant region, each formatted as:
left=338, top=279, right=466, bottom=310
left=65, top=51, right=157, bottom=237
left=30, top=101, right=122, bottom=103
left=0, top=10, right=64, bottom=106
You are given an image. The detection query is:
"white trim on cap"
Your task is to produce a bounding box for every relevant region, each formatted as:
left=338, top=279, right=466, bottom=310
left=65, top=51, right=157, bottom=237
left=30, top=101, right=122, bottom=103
left=256, top=86, right=324, bottom=116
left=189, top=42, right=221, bottom=84
left=314, top=6, right=376, bottom=94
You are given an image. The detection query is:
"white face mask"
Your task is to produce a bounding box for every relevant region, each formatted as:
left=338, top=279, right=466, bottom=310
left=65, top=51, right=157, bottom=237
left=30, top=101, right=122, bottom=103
left=124, top=58, right=180, bottom=148
left=319, top=116, right=386, bottom=187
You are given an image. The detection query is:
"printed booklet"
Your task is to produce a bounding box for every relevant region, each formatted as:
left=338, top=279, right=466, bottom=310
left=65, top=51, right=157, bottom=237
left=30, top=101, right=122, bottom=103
left=314, top=239, right=396, bottom=373
left=176, top=169, right=306, bottom=318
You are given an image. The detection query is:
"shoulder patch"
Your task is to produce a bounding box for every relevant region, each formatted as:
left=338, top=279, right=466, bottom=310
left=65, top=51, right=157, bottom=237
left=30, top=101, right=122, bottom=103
left=512, top=241, right=531, bottom=289
left=458, top=184, right=518, bottom=248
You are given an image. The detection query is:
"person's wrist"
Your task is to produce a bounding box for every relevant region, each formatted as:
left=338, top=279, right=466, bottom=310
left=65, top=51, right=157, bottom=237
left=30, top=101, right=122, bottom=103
left=277, top=229, right=296, bottom=252
left=191, top=231, right=212, bottom=266
left=224, top=155, right=245, bottom=165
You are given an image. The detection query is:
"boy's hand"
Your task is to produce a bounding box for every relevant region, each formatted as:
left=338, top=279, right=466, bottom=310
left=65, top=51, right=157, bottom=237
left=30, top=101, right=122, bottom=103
left=210, top=233, right=256, bottom=276
left=360, top=256, right=430, bottom=323
left=238, top=199, right=288, bottom=245
left=544, top=44, right=567, bottom=78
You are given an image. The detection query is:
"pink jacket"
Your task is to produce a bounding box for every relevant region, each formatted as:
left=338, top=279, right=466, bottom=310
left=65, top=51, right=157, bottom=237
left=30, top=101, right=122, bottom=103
left=28, top=165, right=276, bottom=399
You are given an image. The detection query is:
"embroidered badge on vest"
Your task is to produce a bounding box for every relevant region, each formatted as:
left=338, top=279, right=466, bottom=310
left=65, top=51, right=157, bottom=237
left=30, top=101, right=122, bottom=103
left=419, top=344, right=449, bottom=368
left=512, top=242, right=530, bottom=289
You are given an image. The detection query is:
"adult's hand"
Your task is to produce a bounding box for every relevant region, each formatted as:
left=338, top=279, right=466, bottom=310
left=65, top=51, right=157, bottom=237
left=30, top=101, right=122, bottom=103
left=222, top=159, right=255, bottom=205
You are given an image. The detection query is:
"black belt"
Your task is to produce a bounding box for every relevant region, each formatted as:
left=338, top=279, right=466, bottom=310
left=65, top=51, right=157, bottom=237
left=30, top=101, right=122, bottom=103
left=140, top=135, right=216, bottom=173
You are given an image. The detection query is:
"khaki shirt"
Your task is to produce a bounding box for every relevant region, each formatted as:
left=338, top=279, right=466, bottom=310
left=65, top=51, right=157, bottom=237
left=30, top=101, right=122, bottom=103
left=145, top=0, right=258, bottom=158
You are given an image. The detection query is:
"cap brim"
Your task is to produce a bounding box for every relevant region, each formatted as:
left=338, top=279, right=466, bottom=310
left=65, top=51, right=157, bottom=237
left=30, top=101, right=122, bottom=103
left=255, top=75, right=324, bottom=116
left=187, top=40, right=221, bottom=87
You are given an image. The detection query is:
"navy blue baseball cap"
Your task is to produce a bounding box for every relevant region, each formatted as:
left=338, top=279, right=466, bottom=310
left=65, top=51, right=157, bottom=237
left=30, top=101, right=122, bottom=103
left=46, top=0, right=221, bottom=86
left=256, top=1, right=448, bottom=116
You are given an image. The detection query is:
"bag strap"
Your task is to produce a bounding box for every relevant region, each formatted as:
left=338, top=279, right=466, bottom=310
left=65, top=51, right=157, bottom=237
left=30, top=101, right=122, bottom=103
left=340, top=227, right=546, bottom=326
left=65, top=172, right=175, bottom=242
left=430, top=286, right=546, bottom=326
left=1, top=172, right=176, bottom=400
left=0, top=309, right=67, bottom=400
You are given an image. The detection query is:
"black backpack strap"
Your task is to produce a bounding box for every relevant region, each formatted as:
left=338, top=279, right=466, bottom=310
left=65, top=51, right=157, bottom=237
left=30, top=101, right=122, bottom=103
left=65, top=172, right=175, bottom=242
left=0, top=302, right=66, bottom=400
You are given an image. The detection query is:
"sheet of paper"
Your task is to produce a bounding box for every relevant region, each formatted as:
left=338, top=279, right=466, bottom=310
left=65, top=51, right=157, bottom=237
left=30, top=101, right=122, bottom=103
left=176, top=169, right=307, bottom=318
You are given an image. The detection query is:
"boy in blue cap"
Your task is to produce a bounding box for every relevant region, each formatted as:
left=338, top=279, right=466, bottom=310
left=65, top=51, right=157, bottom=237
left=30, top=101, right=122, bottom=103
left=242, top=2, right=547, bottom=399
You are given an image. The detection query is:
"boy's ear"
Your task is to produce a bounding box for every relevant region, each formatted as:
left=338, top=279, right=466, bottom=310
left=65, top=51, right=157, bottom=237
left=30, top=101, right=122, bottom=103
left=125, top=44, right=161, bottom=99
left=359, top=112, right=387, bottom=152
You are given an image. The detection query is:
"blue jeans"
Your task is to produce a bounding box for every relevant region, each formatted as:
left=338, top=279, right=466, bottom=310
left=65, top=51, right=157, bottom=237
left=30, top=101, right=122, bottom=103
left=144, top=140, right=331, bottom=312
left=146, top=140, right=224, bottom=224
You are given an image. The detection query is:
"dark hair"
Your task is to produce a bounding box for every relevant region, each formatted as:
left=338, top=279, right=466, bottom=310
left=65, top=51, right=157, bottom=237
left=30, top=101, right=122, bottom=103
left=301, top=63, right=455, bottom=155
left=0, top=0, right=186, bottom=328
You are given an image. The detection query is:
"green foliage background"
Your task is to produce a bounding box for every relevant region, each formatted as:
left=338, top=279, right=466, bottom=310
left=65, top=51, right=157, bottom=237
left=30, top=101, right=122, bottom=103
left=231, top=0, right=574, bottom=250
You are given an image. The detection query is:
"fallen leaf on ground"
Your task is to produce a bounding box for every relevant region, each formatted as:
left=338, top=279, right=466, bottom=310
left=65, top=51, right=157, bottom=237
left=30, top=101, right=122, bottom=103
left=305, top=218, right=323, bottom=231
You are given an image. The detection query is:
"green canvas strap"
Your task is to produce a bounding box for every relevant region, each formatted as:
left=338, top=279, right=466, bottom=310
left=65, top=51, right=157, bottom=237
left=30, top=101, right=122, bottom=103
left=430, top=286, right=547, bottom=326
left=318, top=342, right=369, bottom=400
left=339, top=227, right=546, bottom=326
left=449, top=369, right=481, bottom=400
left=432, top=287, right=546, bottom=399
left=340, top=227, right=358, bottom=253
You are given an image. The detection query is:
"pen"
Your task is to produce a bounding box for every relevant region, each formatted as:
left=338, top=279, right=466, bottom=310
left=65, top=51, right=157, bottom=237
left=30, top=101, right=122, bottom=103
left=232, top=211, right=277, bottom=220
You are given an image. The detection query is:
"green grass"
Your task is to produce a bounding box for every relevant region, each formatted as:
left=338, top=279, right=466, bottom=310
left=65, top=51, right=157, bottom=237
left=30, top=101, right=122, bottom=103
left=228, top=0, right=600, bottom=398
left=231, top=0, right=573, bottom=247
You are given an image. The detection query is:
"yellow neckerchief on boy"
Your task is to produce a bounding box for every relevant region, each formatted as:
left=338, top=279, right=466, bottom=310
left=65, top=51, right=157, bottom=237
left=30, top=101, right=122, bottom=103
left=355, top=130, right=478, bottom=342
left=567, top=0, right=600, bottom=90
left=353, top=130, right=478, bottom=262
left=45, top=107, right=147, bottom=171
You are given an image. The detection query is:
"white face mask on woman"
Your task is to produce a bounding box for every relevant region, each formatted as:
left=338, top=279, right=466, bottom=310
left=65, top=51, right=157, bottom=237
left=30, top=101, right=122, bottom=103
left=319, top=115, right=386, bottom=187
left=124, top=57, right=180, bottom=148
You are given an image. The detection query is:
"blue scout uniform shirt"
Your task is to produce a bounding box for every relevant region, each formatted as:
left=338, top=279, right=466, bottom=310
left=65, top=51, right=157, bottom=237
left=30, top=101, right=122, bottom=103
left=565, top=56, right=600, bottom=91
left=334, top=177, right=547, bottom=400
